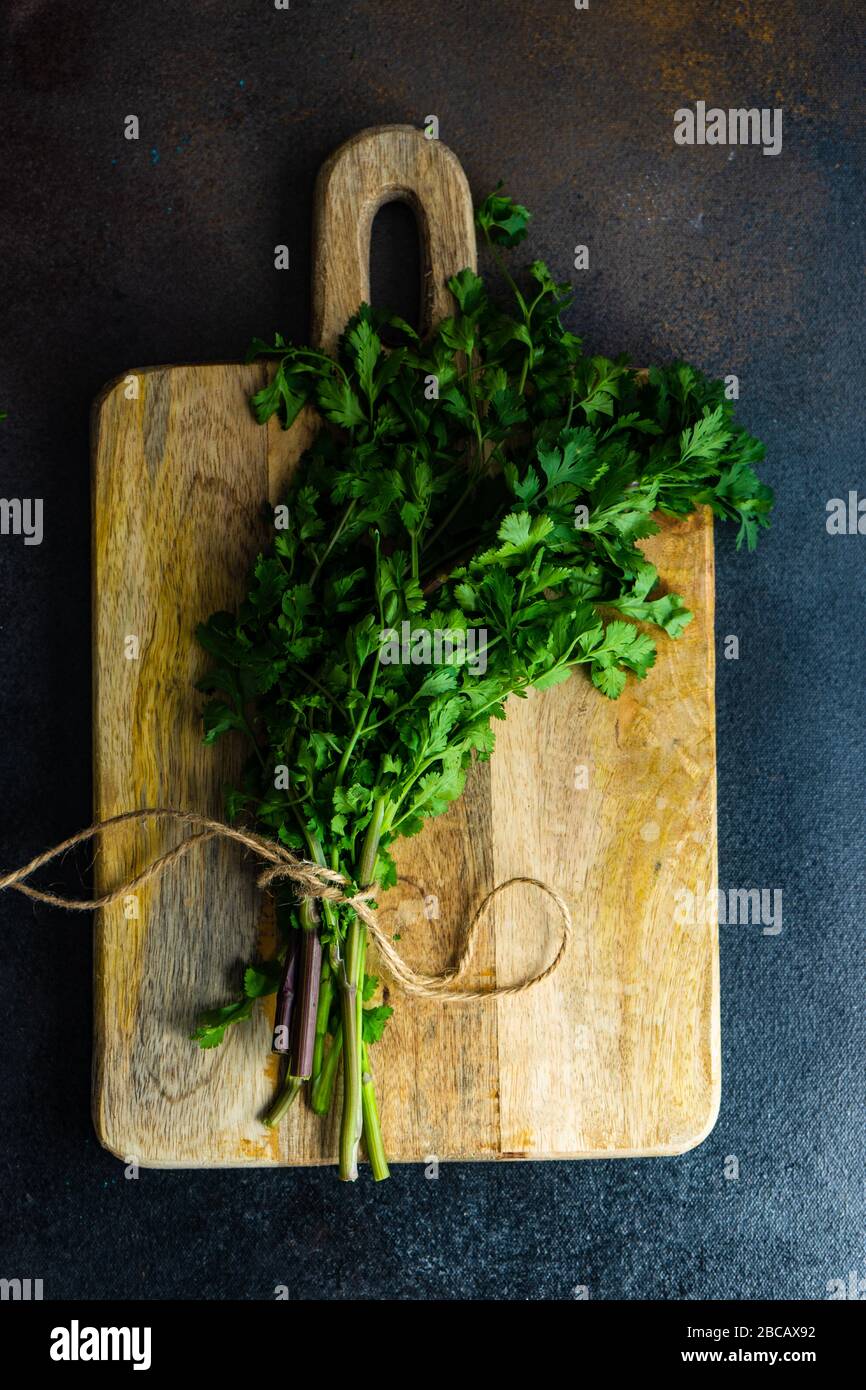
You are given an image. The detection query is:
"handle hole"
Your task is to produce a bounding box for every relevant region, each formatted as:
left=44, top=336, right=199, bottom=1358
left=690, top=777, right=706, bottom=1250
left=369, top=199, right=422, bottom=345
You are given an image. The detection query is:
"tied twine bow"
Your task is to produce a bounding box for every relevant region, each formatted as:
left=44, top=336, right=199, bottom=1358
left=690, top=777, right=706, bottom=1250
left=0, top=808, right=571, bottom=1002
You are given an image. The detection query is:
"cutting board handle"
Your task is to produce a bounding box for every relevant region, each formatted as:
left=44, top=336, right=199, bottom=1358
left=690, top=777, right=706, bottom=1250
left=311, top=124, right=477, bottom=352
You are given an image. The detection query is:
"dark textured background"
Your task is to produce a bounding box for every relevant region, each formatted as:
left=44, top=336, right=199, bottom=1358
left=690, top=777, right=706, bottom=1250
left=1, top=0, right=863, bottom=1301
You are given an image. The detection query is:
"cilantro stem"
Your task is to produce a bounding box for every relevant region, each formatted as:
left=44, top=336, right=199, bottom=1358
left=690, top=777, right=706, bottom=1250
left=271, top=931, right=300, bottom=1055
left=338, top=916, right=364, bottom=1181
left=338, top=797, right=387, bottom=1180
left=310, top=499, right=357, bottom=587
left=465, top=353, right=487, bottom=463
left=410, top=531, right=420, bottom=583
left=385, top=754, right=441, bottom=829
left=291, top=824, right=339, bottom=937
left=357, top=795, right=386, bottom=886
left=310, top=956, right=333, bottom=1088
left=362, top=1042, right=390, bottom=1181
left=354, top=697, right=415, bottom=739
left=262, top=830, right=330, bottom=1120
left=334, top=648, right=381, bottom=788
left=263, top=1072, right=302, bottom=1128
left=279, top=345, right=351, bottom=378
left=430, top=354, right=502, bottom=564
left=310, top=1021, right=342, bottom=1115
left=483, top=229, right=527, bottom=316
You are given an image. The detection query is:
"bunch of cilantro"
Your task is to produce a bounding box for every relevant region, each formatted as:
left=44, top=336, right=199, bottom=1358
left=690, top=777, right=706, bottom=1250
left=192, top=188, right=773, bottom=1182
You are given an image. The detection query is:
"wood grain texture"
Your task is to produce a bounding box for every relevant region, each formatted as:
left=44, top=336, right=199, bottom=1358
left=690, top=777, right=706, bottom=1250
left=92, top=127, right=719, bottom=1166
left=311, top=124, right=477, bottom=351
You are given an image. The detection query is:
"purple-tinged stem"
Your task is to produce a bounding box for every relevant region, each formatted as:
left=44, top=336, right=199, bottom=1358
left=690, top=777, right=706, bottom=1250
left=271, top=933, right=300, bottom=1054
left=291, top=921, right=322, bottom=1080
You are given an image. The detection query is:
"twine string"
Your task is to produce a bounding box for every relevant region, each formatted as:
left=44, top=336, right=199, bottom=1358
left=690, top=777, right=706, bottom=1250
left=0, top=807, right=571, bottom=1003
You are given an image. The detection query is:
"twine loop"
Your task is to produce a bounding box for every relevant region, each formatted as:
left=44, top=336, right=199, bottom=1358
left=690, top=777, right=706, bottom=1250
left=0, top=808, right=571, bottom=1002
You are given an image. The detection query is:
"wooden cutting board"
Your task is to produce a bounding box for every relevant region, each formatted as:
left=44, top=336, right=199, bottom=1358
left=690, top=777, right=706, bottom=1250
left=91, top=125, right=719, bottom=1167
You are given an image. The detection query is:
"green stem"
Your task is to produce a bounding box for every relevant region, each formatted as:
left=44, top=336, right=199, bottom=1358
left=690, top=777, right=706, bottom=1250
left=483, top=230, right=534, bottom=392
left=465, top=355, right=487, bottom=463
left=565, top=381, right=577, bottom=430
left=337, top=797, right=387, bottom=1181
left=263, top=1071, right=302, bottom=1128
left=334, top=648, right=381, bottom=789
left=357, top=795, right=386, bottom=886
left=310, top=1023, right=342, bottom=1115
left=297, top=827, right=340, bottom=938
left=310, top=498, right=357, bottom=587
left=518, top=352, right=531, bottom=395
left=310, top=956, right=333, bottom=1087
left=423, top=357, right=489, bottom=557
left=338, top=916, right=364, bottom=1181
left=384, top=753, right=441, bottom=822
left=354, top=696, right=416, bottom=740
left=485, top=232, right=527, bottom=315
left=355, top=927, right=367, bottom=1103
left=362, top=1042, right=390, bottom=1181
